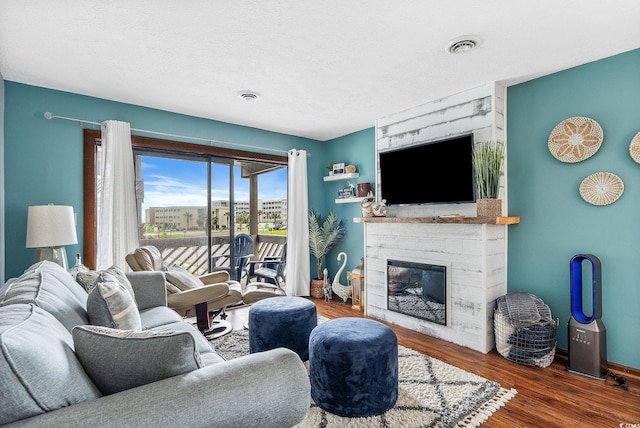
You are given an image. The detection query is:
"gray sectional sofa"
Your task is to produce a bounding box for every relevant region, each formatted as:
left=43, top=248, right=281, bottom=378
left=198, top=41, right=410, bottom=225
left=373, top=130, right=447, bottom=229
left=0, top=261, right=310, bottom=427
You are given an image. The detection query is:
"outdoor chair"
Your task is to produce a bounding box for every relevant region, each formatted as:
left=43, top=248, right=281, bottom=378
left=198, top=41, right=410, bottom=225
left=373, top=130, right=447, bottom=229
left=211, top=233, right=254, bottom=283
left=247, top=243, right=287, bottom=288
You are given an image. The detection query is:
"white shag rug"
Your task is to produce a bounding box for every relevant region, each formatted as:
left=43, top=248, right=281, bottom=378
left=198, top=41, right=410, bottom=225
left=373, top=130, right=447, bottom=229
left=211, top=318, right=516, bottom=428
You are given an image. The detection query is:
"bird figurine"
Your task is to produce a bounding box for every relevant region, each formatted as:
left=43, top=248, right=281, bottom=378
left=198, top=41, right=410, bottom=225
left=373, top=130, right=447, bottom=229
left=332, top=252, right=352, bottom=304
left=323, top=268, right=332, bottom=302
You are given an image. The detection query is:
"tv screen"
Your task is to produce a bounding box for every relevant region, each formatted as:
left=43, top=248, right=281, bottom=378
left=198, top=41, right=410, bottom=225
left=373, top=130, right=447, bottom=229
left=379, top=134, right=475, bottom=205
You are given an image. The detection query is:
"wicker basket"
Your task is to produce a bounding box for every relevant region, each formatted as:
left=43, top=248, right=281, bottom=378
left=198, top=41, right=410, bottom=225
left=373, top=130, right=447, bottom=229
left=494, top=292, right=558, bottom=368
left=310, top=279, right=325, bottom=299
left=477, top=198, right=502, bottom=217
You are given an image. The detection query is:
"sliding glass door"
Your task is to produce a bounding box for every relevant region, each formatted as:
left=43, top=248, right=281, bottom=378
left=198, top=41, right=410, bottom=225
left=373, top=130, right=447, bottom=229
left=134, top=151, right=234, bottom=275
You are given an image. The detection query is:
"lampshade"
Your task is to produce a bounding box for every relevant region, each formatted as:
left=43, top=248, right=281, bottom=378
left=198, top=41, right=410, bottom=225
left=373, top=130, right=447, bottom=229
left=26, top=205, right=78, bottom=248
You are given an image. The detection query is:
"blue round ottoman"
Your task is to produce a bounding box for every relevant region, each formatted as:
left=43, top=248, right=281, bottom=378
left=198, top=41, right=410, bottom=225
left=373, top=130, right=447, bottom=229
left=309, top=317, right=398, bottom=417
left=249, top=296, right=317, bottom=361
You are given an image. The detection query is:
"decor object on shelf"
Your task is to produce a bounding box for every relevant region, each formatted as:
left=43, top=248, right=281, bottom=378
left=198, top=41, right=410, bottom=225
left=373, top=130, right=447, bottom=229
left=337, top=182, right=356, bottom=198
left=332, top=252, right=351, bottom=304
left=26, top=204, right=78, bottom=270
left=629, top=131, right=640, bottom=164
left=372, top=199, right=387, bottom=217
left=360, top=194, right=375, bottom=217
left=332, top=162, right=345, bottom=175
left=325, top=163, right=334, bottom=176
left=357, top=182, right=371, bottom=197
left=308, top=210, right=346, bottom=298
left=548, top=116, right=603, bottom=163
left=579, top=172, right=624, bottom=206
left=345, top=164, right=357, bottom=173
left=472, top=141, right=504, bottom=217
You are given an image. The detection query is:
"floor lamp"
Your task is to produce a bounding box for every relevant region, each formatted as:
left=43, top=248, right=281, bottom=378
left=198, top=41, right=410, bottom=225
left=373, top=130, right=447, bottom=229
left=26, top=204, right=78, bottom=270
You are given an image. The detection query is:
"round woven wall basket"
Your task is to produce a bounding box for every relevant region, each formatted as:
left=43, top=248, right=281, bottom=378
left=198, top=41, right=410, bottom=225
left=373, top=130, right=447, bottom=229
left=476, top=198, right=502, bottom=217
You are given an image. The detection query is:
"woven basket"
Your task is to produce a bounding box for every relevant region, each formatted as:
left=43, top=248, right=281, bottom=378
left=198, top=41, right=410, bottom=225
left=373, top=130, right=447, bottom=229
left=310, top=279, right=325, bottom=299
left=476, top=198, right=502, bottom=217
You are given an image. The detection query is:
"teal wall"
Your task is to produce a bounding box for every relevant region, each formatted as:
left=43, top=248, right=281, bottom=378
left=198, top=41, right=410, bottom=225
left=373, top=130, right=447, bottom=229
left=321, top=128, right=376, bottom=281
left=3, top=83, right=326, bottom=279
left=507, top=49, right=640, bottom=369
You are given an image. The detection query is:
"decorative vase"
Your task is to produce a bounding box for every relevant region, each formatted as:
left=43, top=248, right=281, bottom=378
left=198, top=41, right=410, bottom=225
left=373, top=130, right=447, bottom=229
left=357, top=182, right=371, bottom=197
left=476, top=198, right=502, bottom=217
left=310, top=278, right=325, bottom=299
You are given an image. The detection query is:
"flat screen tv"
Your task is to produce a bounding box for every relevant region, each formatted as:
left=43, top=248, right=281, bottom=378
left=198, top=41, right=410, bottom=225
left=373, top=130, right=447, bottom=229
left=379, top=134, right=475, bottom=205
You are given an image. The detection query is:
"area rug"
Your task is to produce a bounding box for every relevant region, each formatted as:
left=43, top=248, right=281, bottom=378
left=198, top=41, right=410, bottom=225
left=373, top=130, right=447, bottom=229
left=210, top=318, right=516, bottom=428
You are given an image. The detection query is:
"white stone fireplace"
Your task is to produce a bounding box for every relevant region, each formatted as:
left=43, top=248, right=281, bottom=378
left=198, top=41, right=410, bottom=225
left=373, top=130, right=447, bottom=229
left=360, top=82, right=513, bottom=354
left=361, top=219, right=508, bottom=353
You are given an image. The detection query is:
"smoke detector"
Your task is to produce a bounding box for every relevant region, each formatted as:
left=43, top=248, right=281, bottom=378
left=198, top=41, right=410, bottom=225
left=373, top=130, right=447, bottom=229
left=446, top=36, right=481, bottom=54
left=238, top=91, right=260, bottom=101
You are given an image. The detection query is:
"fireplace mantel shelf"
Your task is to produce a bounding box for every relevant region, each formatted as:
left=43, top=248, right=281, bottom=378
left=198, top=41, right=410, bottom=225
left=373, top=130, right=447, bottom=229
left=353, top=216, right=520, bottom=225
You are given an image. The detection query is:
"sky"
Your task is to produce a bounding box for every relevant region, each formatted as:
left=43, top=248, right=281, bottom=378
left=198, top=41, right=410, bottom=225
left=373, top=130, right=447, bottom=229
left=140, top=155, right=287, bottom=211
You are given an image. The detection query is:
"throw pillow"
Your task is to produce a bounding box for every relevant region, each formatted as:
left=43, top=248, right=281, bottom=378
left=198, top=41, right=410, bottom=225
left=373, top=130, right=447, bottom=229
left=104, top=265, right=137, bottom=303
left=72, top=325, right=203, bottom=395
left=76, top=270, right=99, bottom=293
left=165, top=265, right=203, bottom=291
left=87, top=271, right=142, bottom=331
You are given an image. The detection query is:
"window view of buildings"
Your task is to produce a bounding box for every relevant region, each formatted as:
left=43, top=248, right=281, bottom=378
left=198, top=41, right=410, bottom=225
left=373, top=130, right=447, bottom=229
left=143, top=198, right=287, bottom=235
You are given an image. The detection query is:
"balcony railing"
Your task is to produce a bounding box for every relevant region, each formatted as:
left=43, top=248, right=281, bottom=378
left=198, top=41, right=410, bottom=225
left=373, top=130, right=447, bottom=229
left=139, top=234, right=287, bottom=280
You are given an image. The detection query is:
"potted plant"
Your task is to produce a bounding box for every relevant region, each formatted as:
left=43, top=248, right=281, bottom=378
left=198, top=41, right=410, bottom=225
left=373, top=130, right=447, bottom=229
left=472, top=140, right=505, bottom=217
left=325, top=163, right=334, bottom=176
left=308, top=209, right=346, bottom=298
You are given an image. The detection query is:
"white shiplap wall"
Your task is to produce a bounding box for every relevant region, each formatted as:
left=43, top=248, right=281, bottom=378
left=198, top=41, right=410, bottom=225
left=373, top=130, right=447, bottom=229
left=366, top=82, right=508, bottom=353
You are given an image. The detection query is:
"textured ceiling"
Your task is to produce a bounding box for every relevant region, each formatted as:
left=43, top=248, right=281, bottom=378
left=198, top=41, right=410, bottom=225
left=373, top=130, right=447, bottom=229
left=1, top=1, right=639, bottom=141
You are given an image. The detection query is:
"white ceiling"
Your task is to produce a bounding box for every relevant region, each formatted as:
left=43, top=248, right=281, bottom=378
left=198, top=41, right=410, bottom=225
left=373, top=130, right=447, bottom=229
left=1, top=1, right=639, bottom=141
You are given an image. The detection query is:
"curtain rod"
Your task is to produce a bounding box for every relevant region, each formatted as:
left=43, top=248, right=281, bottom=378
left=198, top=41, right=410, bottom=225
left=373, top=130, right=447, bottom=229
left=43, top=111, right=299, bottom=156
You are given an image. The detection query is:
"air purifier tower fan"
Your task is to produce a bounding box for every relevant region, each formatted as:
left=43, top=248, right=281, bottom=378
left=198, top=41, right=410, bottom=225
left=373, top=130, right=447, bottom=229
left=568, top=254, right=607, bottom=379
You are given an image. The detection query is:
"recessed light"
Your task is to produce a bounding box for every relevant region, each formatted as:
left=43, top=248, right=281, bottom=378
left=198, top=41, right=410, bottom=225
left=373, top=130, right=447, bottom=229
left=446, top=36, right=481, bottom=54
left=238, top=91, right=260, bottom=101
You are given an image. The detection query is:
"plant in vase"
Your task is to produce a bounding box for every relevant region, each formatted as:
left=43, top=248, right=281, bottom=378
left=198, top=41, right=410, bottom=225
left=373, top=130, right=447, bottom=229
left=472, top=140, right=505, bottom=217
left=308, top=209, right=346, bottom=298
left=325, top=163, right=334, bottom=176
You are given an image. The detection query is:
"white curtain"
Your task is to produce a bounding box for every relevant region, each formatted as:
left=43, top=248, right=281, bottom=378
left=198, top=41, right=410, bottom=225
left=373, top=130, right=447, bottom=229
left=286, top=149, right=310, bottom=296
left=97, top=120, right=139, bottom=270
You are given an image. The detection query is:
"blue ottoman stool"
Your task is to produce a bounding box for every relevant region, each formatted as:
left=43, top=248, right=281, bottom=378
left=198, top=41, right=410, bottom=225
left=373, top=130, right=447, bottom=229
left=309, top=317, right=398, bottom=417
left=249, top=296, right=317, bottom=361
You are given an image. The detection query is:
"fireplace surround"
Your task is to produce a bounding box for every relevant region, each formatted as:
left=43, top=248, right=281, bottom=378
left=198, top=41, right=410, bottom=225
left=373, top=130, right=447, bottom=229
left=359, top=218, right=512, bottom=353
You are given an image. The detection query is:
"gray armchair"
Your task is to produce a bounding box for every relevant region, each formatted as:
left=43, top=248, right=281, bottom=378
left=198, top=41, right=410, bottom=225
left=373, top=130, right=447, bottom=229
left=126, top=246, right=242, bottom=338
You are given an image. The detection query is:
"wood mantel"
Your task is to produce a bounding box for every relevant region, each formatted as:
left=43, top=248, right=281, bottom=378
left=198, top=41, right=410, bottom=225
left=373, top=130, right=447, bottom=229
left=353, top=216, right=520, bottom=225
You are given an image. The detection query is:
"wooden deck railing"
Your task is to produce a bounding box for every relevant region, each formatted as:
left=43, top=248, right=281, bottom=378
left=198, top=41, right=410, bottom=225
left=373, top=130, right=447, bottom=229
left=139, top=234, right=287, bottom=278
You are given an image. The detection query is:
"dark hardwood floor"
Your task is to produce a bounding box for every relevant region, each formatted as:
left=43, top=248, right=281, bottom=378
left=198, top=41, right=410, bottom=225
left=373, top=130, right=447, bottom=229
left=225, top=297, right=640, bottom=427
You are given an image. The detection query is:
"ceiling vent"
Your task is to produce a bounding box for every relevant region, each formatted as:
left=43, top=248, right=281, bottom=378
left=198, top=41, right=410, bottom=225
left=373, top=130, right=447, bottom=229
left=238, top=91, right=260, bottom=101
left=446, top=36, right=481, bottom=54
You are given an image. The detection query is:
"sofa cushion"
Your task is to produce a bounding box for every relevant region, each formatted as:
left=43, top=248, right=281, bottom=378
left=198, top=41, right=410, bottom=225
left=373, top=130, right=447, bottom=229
left=0, top=264, right=89, bottom=331
left=24, top=261, right=89, bottom=303
left=139, top=305, right=184, bottom=329
left=0, top=304, right=101, bottom=425
left=87, top=271, right=142, bottom=330
left=72, top=325, right=204, bottom=395
left=165, top=265, right=202, bottom=291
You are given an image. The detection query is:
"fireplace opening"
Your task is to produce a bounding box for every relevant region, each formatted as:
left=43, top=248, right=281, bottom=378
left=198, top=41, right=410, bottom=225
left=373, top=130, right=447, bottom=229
left=387, top=259, right=449, bottom=326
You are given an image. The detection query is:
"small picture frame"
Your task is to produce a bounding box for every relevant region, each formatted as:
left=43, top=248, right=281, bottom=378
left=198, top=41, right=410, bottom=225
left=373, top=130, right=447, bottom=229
left=333, top=162, right=345, bottom=175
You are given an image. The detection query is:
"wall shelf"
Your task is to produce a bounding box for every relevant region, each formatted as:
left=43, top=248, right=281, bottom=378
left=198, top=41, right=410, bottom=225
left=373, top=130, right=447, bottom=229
left=324, top=172, right=359, bottom=182
left=353, top=216, right=520, bottom=225
left=336, top=197, right=365, bottom=204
